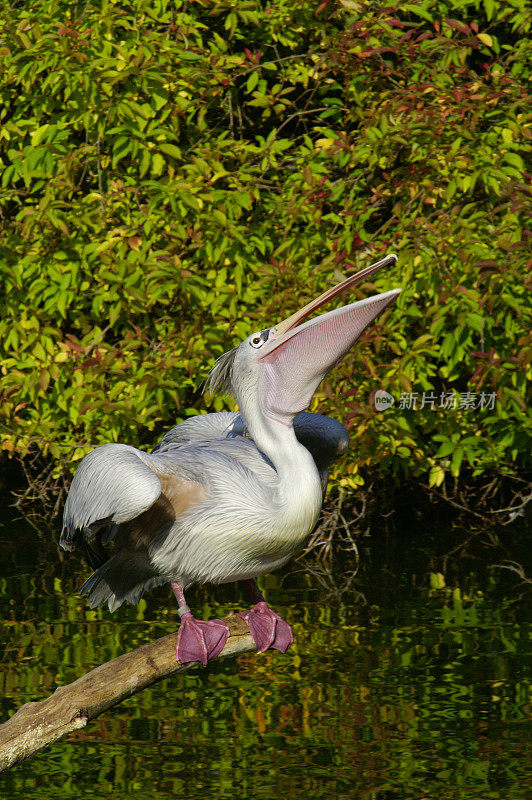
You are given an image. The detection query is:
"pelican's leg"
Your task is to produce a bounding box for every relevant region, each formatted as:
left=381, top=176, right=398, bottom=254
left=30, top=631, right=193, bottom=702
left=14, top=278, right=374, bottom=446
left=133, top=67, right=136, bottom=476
left=238, top=579, right=293, bottom=654
left=172, top=582, right=229, bottom=666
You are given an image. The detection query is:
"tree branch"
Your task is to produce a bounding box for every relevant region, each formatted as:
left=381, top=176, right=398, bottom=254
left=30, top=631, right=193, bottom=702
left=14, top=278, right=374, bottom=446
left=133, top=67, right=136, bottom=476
left=0, top=614, right=255, bottom=773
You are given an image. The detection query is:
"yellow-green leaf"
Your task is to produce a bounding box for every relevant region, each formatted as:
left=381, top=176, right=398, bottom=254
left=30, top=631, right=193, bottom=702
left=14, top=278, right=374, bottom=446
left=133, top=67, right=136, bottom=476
left=478, top=33, right=493, bottom=47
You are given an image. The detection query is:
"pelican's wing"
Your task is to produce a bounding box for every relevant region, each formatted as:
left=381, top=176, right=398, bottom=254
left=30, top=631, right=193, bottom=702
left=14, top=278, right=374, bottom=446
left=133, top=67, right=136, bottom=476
left=152, top=411, right=244, bottom=452
left=293, top=413, right=349, bottom=466
left=61, top=444, right=209, bottom=611
left=60, top=443, right=163, bottom=551
left=153, top=410, right=348, bottom=491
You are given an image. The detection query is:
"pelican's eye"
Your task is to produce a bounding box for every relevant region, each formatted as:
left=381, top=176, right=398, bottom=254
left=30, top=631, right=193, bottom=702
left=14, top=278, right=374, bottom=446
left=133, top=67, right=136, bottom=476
left=249, top=329, right=269, bottom=349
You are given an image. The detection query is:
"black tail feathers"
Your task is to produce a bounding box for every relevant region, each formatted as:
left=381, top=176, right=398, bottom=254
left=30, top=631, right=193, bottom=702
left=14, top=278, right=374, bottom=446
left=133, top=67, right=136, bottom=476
left=78, top=552, right=162, bottom=612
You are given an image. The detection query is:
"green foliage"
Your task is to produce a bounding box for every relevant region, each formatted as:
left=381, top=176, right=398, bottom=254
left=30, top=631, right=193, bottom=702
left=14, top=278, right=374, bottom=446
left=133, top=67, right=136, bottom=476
left=0, top=0, right=530, bottom=492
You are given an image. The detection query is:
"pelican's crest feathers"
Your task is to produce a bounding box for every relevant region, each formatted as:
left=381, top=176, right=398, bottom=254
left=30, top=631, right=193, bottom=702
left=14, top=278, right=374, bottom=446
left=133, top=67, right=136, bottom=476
left=207, top=347, right=238, bottom=396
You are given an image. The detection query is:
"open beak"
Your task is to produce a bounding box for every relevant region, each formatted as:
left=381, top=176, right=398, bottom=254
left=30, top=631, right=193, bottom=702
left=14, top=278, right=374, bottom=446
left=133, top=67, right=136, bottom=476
left=258, top=254, right=401, bottom=420
left=264, top=253, right=398, bottom=351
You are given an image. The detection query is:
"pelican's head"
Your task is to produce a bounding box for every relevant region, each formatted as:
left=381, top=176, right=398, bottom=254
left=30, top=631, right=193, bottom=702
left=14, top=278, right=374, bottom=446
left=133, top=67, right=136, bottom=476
left=209, top=254, right=401, bottom=424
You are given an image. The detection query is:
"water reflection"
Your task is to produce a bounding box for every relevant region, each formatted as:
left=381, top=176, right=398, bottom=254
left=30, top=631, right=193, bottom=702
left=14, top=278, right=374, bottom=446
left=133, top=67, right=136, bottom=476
left=0, top=498, right=529, bottom=800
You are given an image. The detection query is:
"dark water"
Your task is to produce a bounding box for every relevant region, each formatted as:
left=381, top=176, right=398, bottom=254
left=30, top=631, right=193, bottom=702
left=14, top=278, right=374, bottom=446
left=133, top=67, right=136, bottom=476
left=0, top=497, right=530, bottom=800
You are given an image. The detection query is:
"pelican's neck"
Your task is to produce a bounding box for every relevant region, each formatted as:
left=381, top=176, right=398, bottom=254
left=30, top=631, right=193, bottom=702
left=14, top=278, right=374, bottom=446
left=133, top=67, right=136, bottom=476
left=238, top=395, right=322, bottom=512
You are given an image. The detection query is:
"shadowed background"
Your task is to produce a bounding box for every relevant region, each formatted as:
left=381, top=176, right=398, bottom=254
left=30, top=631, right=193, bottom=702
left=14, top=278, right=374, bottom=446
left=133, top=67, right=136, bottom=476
left=0, top=492, right=529, bottom=800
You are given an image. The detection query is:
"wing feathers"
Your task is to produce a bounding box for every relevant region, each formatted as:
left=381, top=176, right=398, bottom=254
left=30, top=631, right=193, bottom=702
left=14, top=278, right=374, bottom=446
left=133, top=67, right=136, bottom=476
left=116, top=476, right=206, bottom=551
left=60, top=443, right=162, bottom=550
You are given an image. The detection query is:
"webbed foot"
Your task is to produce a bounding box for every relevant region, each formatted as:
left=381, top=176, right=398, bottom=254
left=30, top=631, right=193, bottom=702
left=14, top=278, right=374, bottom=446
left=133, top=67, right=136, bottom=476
left=238, top=601, right=293, bottom=653
left=176, top=613, right=229, bottom=666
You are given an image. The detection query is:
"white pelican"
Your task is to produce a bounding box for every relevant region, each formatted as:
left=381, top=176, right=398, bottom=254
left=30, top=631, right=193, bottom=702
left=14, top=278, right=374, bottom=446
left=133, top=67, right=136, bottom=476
left=61, top=254, right=400, bottom=664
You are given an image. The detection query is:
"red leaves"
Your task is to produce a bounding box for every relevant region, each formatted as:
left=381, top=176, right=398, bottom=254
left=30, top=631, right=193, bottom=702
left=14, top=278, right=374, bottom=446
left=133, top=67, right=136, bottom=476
left=64, top=338, right=85, bottom=354
left=244, top=48, right=261, bottom=65
left=474, top=261, right=499, bottom=270
left=56, top=21, right=91, bottom=46
left=445, top=19, right=471, bottom=36
left=385, top=18, right=405, bottom=30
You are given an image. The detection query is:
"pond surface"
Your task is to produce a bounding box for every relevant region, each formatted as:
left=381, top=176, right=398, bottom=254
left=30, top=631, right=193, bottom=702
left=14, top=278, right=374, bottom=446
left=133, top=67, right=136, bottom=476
left=0, top=493, right=529, bottom=800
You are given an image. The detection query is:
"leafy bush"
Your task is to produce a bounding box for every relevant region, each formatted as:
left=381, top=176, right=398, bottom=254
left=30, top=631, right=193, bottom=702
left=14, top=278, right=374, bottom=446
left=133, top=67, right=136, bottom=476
left=0, top=0, right=530, bottom=503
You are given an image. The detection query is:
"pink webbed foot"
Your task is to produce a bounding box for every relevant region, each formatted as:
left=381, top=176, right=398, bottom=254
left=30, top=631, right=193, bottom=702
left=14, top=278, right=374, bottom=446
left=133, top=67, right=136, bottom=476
left=238, top=601, right=294, bottom=654
left=176, top=612, right=229, bottom=666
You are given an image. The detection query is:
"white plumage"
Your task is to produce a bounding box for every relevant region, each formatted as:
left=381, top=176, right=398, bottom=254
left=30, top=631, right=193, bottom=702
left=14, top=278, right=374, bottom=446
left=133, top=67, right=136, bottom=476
left=61, top=255, right=400, bottom=662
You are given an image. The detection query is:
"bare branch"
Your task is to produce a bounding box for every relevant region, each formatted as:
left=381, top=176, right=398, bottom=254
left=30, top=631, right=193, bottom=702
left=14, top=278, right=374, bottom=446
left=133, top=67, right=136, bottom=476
left=0, top=615, right=255, bottom=773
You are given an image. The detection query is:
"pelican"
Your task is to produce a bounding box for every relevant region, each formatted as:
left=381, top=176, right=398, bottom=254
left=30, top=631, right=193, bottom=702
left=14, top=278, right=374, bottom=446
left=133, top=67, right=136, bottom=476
left=61, top=254, right=400, bottom=665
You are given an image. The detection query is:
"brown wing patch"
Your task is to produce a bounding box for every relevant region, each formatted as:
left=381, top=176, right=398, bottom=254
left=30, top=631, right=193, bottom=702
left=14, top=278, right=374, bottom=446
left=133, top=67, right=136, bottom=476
left=121, top=474, right=207, bottom=550
left=158, top=473, right=207, bottom=516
